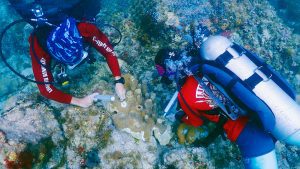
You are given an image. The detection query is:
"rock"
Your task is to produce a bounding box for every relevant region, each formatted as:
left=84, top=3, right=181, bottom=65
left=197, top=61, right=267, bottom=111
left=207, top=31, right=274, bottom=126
left=0, top=0, right=299, bottom=168
left=113, top=112, right=155, bottom=141
left=0, top=95, right=61, bottom=144
left=0, top=131, right=6, bottom=144
left=262, top=29, right=271, bottom=40
left=100, top=130, right=157, bottom=169
left=121, top=128, right=146, bottom=141
left=85, top=148, right=101, bottom=168
left=163, top=148, right=213, bottom=169
left=165, top=12, right=180, bottom=27
left=65, top=147, right=82, bottom=169
left=153, top=125, right=172, bottom=145
left=3, top=96, right=19, bottom=112
left=3, top=109, right=25, bottom=122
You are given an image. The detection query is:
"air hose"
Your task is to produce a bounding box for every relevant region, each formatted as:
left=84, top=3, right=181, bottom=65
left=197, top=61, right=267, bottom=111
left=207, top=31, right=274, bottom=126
left=0, top=19, right=54, bottom=84
left=1, top=19, right=123, bottom=84
left=101, top=23, right=122, bottom=47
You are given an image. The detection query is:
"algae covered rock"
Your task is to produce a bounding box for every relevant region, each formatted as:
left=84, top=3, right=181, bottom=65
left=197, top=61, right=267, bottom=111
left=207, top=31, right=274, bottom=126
left=0, top=94, right=66, bottom=168
left=60, top=105, right=113, bottom=168
left=176, top=123, right=209, bottom=145
left=162, top=148, right=214, bottom=169
left=0, top=94, right=63, bottom=144
left=100, top=130, right=157, bottom=169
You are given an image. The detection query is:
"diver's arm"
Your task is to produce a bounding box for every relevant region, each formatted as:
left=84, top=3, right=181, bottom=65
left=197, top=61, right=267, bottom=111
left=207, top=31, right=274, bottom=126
left=177, top=80, right=204, bottom=127
left=77, top=22, right=126, bottom=100
left=77, top=22, right=121, bottom=77
left=177, top=97, right=204, bottom=127
left=29, top=35, right=73, bottom=104
left=70, top=93, right=99, bottom=108
left=30, top=36, right=100, bottom=107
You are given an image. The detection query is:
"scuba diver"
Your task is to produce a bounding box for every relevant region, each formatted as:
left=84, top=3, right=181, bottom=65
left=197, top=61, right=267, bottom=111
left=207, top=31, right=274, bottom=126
left=5, top=0, right=126, bottom=108
left=155, top=25, right=300, bottom=168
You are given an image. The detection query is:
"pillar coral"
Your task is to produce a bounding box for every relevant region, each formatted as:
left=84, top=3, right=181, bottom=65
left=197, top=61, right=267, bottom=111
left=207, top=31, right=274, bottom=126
left=107, top=74, right=170, bottom=143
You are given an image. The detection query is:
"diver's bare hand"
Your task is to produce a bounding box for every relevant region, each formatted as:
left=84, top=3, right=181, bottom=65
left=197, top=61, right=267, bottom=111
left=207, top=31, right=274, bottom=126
left=71, top=93, right=99, bottom=108
left=115, top=83, right=126, bottom=101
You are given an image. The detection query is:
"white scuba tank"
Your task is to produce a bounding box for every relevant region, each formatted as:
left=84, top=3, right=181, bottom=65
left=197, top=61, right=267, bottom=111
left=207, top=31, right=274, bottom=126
left=200, top=35, right=300, bottom=146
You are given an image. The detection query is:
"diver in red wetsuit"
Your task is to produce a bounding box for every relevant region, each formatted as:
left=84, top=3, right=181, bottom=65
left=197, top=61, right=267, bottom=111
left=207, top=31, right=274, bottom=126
left=155, top=47, right=277, bottom=168
left=30, top=22, right=126, bottom=108
left=8, top=0, right=126, bottom=108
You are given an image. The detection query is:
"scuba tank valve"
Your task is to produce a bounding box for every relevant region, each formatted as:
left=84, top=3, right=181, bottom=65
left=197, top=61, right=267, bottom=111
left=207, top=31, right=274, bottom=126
left=30, top=4, right=54, bottom=27
left=31, top=4, right=44, bottom=18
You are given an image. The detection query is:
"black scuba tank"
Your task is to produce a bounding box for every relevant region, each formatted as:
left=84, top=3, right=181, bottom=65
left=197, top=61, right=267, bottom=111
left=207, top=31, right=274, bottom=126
left=8, top=0, right=102, bottom=26
left=67, top=0, right=102, bottom=21
left=8, top=0, right=82, bottom=26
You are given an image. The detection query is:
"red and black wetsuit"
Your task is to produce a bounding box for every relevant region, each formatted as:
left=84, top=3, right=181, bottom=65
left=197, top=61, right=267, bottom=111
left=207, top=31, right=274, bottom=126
left=178, top=76, right=248, bottom=141
left=29, top=22, right=121, bottom=104
left=178, top=76, right=275, bottom=158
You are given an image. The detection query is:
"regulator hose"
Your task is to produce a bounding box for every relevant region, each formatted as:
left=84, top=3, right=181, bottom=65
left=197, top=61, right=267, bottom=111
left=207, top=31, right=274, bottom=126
left=0, top=19, right=53, bottom=84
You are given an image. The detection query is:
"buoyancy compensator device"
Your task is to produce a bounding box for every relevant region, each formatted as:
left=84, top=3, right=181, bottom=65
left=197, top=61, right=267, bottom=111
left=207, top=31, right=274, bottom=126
left=199, top=35, right=300, bottom=146
left=1, top=0, right=122, bottom=86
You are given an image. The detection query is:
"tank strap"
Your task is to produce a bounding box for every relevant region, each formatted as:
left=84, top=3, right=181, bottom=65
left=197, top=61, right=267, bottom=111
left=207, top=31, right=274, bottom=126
left=216, top=43, right=246, bottom=66
left=216, top=50, right=232, bottom=65
left=215, top=43, right=273, bottom=90
left=244, top=73, right=262, bottom=90
left=231, top=44, right=273, bottom=89
left=245, top=49, right=296, bottom=99
left=244, top=66, right=273, bottom=90
left=231, top=43, right=246, bottom=55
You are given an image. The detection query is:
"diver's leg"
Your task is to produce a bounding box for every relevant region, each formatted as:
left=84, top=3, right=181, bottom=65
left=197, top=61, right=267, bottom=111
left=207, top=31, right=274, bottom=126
left=236, top=122, right=277, bottom=169
left=243, top=150, right=277, bottom=169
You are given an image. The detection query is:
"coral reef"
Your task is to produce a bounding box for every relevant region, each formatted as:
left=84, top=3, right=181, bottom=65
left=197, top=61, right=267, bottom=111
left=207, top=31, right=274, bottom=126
left=0, top=94, right=65, bottom=168
left=101, top=130, right=157, bottom=168
left=208, top=0, right=299, bottom=92
left=153, top=119, right=172, bottom=146
left=0, top=0, right=299, bottom=168
left=106, top=73, right=172, bottom=143
left=161, top=148, right=214, bottom=169
left=0, top=94, right=63, bottom=144
left=176, top=123, right=209, bottom=145
left=59, top=105, right=113, bottom=168
left=270, top=0, right=300, bottom=33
